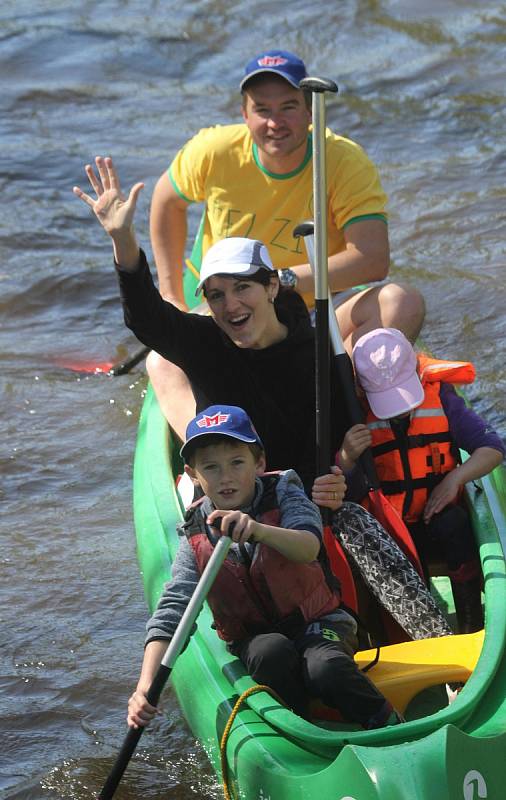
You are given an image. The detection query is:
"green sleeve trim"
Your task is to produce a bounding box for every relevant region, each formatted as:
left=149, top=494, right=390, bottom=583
left=189, top=209, right=206, bottom=271
left=252, top=136, right=313, bottom=179
left=168, top=167, right=193, bottom=204
left=343, top=213, right=388, bottom=229
left=183, top=208, right=206, bottom=308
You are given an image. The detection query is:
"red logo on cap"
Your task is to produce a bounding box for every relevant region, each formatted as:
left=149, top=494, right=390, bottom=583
left=196, top=413, right=230, bottom=428
left=258, top=56, right=288, bottom=67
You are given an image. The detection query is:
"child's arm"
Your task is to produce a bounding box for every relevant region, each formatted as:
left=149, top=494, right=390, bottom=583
left=338, top=424, right=372, bottom=471
left=424, top=446, right=503, bottom=523
left=127, top=537, right=200, bottom=728
left=424, top=382, right=506, bottom=523
left=127, top=640, right=168, bottom=728
left=207, top=508, right=320, bottom=563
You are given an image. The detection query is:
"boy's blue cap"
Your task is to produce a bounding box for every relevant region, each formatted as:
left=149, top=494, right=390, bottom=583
left=180, top=405, right=264, bottom=462
left=240, top=49, right=307, bottom=91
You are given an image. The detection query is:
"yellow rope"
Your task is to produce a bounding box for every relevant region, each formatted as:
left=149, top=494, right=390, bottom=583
left=220, top=684, right=285, bottom=800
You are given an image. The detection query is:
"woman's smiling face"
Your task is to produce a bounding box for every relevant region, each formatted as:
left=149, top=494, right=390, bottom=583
left=205, top=274, right=285, bottom=350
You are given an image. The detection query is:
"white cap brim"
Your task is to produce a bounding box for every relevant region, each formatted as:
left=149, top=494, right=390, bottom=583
left=195, top=238, right=274, bottom=295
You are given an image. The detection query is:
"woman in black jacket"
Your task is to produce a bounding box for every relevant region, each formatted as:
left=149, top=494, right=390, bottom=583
left=73, top=156, right=452, bottom=641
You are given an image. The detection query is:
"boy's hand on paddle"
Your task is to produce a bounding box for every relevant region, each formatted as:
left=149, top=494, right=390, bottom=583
left=207, top=510, right=255, bottom=543
left=311, top=466, right=346, bottom=511
left=127, top=687, right=160, bottom=729
left=424, top=471, right=462, bottom=523
left=339, top=424, right=372, bottom=468
left=73, top=156, right=144, bottom=237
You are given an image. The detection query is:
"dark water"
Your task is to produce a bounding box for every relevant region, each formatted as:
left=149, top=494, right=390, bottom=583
left=1, top=2, right=505, bottom=798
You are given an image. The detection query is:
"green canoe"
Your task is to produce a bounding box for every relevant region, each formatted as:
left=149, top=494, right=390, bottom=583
left=132, top=257, right=506, bottom=799
left=133, top=389, right=506, bottom=800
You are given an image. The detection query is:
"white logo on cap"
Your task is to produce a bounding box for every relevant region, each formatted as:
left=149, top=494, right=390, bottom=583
left=369, top=343, right=402, bottom=386
left=197, top=413, right=230, bottom=428
left=258, top=56, right=288, bottom=66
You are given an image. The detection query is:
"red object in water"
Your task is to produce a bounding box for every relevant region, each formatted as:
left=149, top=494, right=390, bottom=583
left=53, top=358, right=114, bottom=374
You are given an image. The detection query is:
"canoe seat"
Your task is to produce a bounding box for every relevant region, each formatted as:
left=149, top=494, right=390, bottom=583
left=309, top=630, right=484, bottom=720
left=354, top=629, right=484, bottom=713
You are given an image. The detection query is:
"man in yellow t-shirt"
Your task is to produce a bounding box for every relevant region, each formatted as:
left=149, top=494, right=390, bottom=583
left=148, top=49, right=425, bottom=436
left=168, top=123, right=388, bottom=310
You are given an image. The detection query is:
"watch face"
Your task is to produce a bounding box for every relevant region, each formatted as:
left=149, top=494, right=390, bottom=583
left=279, top=268, right=297, bottom=289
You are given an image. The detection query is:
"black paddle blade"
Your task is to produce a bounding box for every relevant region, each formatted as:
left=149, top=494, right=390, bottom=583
left=109, top=345, right=150, bottom=376
left=97, top=663, right=171, bottom=799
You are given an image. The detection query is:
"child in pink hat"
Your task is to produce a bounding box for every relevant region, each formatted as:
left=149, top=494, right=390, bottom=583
left=338, top=328, right=504, bottom=633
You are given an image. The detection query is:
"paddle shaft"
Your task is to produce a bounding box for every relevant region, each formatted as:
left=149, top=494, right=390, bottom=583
left=295, top=225, right=381, bottom=491
left=98, top=533, right=232, bottom=800
left=109, top=345, right=150, bottom=376
left=299, top=78, right=338, bottom=509
left=294, top=77, right=381, bottom=489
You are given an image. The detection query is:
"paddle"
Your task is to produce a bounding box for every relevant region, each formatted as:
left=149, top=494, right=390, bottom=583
left=61, top=299, right=210, bottom=377
left=98, top=531, right=232, bottom=800
left=292, top=78, right=355, bottom=611
left=293, top=76, right=423, bottom=577
left=300, top=78, right=337, bottom=510
left=108, top=345, right=151, bottom=376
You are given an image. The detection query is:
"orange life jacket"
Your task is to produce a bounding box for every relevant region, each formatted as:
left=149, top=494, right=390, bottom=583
left=184, top=474, right=341, bottom=643
left=366, top=356, right=475, bottom=524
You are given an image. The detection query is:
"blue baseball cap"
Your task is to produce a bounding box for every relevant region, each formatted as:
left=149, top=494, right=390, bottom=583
left=180, top=405, right=264, bottom=462
left=240, top=49, right=307, bottom=91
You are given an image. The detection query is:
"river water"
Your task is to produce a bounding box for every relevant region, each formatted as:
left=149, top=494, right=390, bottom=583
left=1, top=2, right=505, bottom=798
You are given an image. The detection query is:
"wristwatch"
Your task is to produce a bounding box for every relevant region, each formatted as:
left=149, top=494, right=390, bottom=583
left=277, top=268, right=298, bottom=290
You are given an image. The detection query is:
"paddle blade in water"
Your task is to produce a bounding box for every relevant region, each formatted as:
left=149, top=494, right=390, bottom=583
left=53, top=358, right=114, bottom=374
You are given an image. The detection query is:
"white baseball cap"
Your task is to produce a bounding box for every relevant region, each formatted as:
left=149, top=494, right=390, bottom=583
left=195, top=237, right=275, bottom=295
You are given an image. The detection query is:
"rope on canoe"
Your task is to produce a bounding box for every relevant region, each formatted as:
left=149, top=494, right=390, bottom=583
left=220, top=684, right=286, bottom=800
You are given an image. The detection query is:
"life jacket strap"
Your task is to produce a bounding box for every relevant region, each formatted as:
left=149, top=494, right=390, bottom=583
left=381, top=474, right=444, bottom=496
left=372, top=431, right=452, bottom=458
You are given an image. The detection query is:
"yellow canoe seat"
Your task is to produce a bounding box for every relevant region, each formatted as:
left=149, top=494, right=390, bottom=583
left=355, top=630, right=484, bottom=712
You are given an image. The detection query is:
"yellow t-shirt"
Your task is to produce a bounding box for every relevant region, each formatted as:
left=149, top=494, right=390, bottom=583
left=169, top=123, right=387, bottom=304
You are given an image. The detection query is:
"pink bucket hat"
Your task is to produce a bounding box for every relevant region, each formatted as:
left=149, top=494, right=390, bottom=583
left=352, top=328, right=424, bottom=420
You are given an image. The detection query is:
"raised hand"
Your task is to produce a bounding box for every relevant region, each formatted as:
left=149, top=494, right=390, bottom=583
left=73, top=156, right=144, bottom=268
left=73, top=156, right=144, bottom=238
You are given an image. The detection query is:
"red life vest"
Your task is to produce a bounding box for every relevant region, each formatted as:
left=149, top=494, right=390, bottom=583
left=367, top=356, right=475, bottom=524
left=184, top=475, right=341, bottom=643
